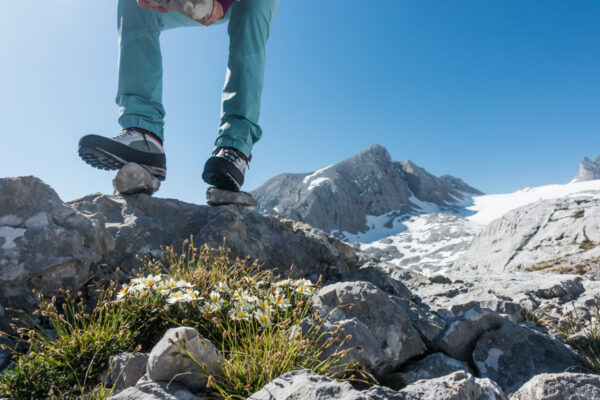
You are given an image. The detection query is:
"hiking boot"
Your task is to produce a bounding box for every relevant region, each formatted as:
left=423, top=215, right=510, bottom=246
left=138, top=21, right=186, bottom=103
left=202, top=147, right=249, bottom=191
left=78, top=128, right=167, bottom=181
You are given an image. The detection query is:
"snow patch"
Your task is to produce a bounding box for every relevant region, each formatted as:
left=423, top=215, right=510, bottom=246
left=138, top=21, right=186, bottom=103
left=466, top=180, right=600, bottom=227
left=302, top=164, right=334, bottom=185
left=307, top=177, right=331, bottom=191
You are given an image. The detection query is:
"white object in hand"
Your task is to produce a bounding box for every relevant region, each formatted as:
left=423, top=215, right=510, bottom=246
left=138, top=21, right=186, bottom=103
left=145, top=0, right=214, bottom=21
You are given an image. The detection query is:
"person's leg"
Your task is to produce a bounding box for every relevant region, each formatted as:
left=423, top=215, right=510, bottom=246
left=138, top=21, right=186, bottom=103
left=214, top=0, right=281, bottom=159
left=116, top=0, right=201, bottom=141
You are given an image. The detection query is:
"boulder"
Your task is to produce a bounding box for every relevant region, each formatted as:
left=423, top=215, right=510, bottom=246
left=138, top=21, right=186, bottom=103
left=339, top=265, right=411, bottom=298
left=312, top=281, right=426, bottom=375
left=473, top=321, right=585, bottom=393
left=396, top=353, right=473, bottom=385
left=248, top=369, right=404, bottom=400
left=0, top=177, right=113, bottom=320
left=107, top=380, right=205, bottom=400
left=206, top=187, right=256, bottom=207
left=105, top=352, right=149, bottom=394
left=433, top=308, right=505, bottom=361
left=393, top=297, right=447, bottom=345
left=113, top=163, right=160, bottom=196
left=400, top=371, right=506, bottom=400
left=147, top=327, right=223, bottom=393
left=510, top=372, right=600, bottom=400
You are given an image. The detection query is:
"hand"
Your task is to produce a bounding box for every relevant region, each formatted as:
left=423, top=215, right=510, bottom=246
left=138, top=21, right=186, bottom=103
left=137, top=0, right=171, bottom=13
left=199, top=0, right=224, bottom=26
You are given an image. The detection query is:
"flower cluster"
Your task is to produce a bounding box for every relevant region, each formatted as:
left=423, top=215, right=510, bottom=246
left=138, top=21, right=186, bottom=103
left=117, top=274, right=199, bottom=304
left=117, top=274, right=316, bottom=327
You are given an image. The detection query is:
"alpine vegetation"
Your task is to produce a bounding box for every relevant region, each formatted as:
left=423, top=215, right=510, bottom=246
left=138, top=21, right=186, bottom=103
left=0, top=242, right=361, bottom=400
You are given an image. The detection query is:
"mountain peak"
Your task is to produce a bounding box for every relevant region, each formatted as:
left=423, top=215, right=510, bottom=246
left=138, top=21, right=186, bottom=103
left=252, top=145, right=481, bottom=236
left=572, top=155, right=600, bottom=183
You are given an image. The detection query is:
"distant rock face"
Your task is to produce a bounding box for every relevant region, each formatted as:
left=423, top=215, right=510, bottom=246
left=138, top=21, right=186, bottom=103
left=252, top=144, right=482, bottom=237
left=572, top=155, right=600, bottom=183
left=455, top=194, right=600, bottom=273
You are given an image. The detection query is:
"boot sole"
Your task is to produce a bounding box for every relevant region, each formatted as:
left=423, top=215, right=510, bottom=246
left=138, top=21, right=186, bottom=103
left=78, top=135, right=167, bottom=181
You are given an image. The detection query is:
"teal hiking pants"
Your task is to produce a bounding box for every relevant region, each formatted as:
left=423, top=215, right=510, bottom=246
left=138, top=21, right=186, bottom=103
left=116, top=0, right=280, bottom=158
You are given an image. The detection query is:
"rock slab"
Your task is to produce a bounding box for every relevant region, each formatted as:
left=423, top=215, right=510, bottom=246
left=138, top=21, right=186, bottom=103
left=473, top=321, right=585, bottom=393
left=400, top=371, right=507, bottom=400
left=433, top=308, right=505, bottom=362
left=510, top=372, right=600, bottom=400
left=396, top=352, right=473, bottom=385
left=206, top=187, right=257, bottom=207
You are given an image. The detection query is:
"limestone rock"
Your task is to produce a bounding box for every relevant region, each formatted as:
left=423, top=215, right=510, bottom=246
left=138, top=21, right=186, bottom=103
left=510, top=372, right=600, bottom=400
left=396, top=353, right=473, bottom=385
left=571, top=155, right=600, bottom=183
left=0, top=335, right=13, bottom=372
left=433, top=308, right=505, bottom=361
left=253, top=144, right=481, bottom=236
left=206, top=187, right=256, bottom=207
left=0, top=177, right=113, bottom=324
left=473, top=321, right=585, bottom=393
left=455, top=195, right=600, bottom=273
left=69, top=194, right=359, bottom=280
left=312, top=281, right=426, bottom=375
left=113, top=163, right=160, bottom=196
left=107, top=380, right=205, bottom=400
left=106, top=352, right=149, bottom=394
left=394, top=297, right=447, bottom=345
left=339, top=265, right=411, bottom=299
left=400, top=371, right=507, bottom=400
left=147, top=327, right=223, bottom=393
left=248, top=369, right=404, bottom=400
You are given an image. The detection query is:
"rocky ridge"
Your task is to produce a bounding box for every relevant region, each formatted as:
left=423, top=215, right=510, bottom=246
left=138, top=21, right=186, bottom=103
left=1, top=175, right=600, bottom=400
left=252, top=144, right=482, bottom=238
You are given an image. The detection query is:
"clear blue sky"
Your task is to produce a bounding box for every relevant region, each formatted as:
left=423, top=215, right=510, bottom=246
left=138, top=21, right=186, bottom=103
left=2, top=1, right=599, bottom=204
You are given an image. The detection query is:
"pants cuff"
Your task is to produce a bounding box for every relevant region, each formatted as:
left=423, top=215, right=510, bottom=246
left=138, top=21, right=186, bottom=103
left=120, top=116, right=164, bottom=141
left=214, top=137, right=253, bottom=159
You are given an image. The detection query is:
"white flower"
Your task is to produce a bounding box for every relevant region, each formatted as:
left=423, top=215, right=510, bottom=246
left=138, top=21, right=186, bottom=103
left=142, top=274, right=163, bottom=288
left=165, top=278, right=193, bottom=290
left=167, top=291, right=186, bottom=304
left=275, top=279, right=293, bottom=288
left=215, top=282, right=229, bottom=292
left=271, top=295, right=291, bottom=310
left=184, top=290, right=201, bottom=301
left=230, top=308, right=250, bottom=322
left=116, top=286, right=129, bottom=300
left=254, top=309, right=271, bottom=327
left=205, top=302, right=221, bottom=313
left=209, top=291, right=221, bottom=303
